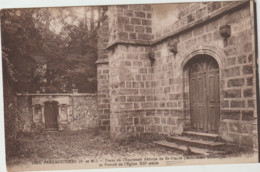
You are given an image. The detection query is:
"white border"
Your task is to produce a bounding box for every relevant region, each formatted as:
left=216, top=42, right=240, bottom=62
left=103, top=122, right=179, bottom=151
left=0, top=0, right=229, bottom=8
left=0, top=0, right=259, bottom=172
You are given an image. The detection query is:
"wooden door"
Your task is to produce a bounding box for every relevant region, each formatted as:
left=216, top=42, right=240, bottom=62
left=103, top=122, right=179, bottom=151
left=189, top=57, right=219, bottom=133
left=44, top=101, right=58, bottom=130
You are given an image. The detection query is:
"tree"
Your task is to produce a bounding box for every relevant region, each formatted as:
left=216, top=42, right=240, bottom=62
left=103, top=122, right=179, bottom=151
left=1, top=6, right=107, bottom=93
left=1, top=9, right=44, bottom=91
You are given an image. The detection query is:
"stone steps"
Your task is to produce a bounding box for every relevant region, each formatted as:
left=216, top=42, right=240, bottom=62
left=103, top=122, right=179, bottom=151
left=45, top=128, right=58, bottom=132
left=167, top=136, right=225, bottom=149
left=45, top=129, right=59, bottom=136
left=154, top=140, right=222, bottom=156
left=155, top=131, right=226, bottom=155
left=182, top=131, right=220, bottom=141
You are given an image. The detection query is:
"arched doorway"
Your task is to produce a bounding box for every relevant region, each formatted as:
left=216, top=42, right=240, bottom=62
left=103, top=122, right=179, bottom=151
left=44, top=101, right=58, bottom=130
left=187, top=55, right=220, bottom=133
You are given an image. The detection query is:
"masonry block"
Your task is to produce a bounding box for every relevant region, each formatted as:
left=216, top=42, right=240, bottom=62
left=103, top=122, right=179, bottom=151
left=221, top=110, right=240, bottom=120
left=241, top=135, right=253, bottom=147
left=224, top=89, right=241, bottom=98
left=241, top=110, right=254, bottom=121
left=224, top=65, right=240, bottom=76
left=242, top=65, right=253, bottom=75
left=243, top=88, right=253, bottom=98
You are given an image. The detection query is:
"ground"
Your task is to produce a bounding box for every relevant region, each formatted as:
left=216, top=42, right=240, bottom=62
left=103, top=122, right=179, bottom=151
left=6, top=129, right=255, bottom=171
left=7, top=130, right=180, bottom=167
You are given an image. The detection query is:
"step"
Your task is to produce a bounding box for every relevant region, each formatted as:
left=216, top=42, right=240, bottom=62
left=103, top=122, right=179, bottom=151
left=45, top=128, right=58, bottom=132
left=154, top=140, right=221, bottom=156
left=182, top=131, right=219, bottom=141
left=167, top=136, right=225, bottom=149
left=45, top=129, right=59, bottom=135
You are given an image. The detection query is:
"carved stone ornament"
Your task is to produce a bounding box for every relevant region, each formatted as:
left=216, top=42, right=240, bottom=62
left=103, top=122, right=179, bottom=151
left=167, top=40, right=178, bottom=54
left=148, top=51, right=155, bottom=64
left=72, top=88, right=79, bottom=93
left=40, top=87, right=45, bottom=93
left=219, top=25, right=231, bottom=38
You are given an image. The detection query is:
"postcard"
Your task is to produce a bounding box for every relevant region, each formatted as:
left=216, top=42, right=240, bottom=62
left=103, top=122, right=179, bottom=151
left=1, top=0, right=259, bottom=171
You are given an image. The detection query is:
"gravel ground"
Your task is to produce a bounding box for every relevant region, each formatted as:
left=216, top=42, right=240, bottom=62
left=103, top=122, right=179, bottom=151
left=7, top=130, right=181, bottom=166
left=6, top=130, right=254, bottom=170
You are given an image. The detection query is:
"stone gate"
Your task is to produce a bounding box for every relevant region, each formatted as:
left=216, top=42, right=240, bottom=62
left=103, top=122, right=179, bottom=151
left=16, top=93, right=98, bottom=132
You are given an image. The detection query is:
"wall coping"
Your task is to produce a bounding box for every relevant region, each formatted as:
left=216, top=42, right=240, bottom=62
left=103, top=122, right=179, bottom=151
left=105, top=0, right=249, bottom=50
left=95, top=59, right=109, bottom=64
left=106, top=40, right=151, bottom=50
left=151, top=0, right=249, bottom=45
left=111, top=108, right=184, bottom=113
left=16, top=93, right=97, bottom=96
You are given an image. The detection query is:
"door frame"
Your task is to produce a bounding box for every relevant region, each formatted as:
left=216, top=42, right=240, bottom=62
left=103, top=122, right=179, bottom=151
left=44, top=101, right=59, bottom=130
left=181, top=47, right=226, bottom=134
left=188, top=56, right=220, bottom=133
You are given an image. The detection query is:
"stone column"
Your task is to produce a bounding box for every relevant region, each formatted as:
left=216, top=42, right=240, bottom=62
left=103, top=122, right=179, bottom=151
left=67, top=105, right=70, bottom=122
left=41, top=104, right=45, bottom=123
left=249, top=0, right=258, bottom=153
left=106, top=4, right=154, bottom=141
left=96, top=18, right=110, bottom=135
left=32, top=105, right=35, bottom=123
left=57, top=103, right=63, bottom=131
left=57, top=104, right=61, bottom=124
left=96, top=59, right=110, bottom=134
left=59, top=104, right=68, bottom=123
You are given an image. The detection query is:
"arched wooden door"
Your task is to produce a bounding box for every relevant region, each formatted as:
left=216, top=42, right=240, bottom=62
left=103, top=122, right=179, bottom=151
left=189, top=56, right=220, bottom=133
left=44, top=101, right=58, bottom=130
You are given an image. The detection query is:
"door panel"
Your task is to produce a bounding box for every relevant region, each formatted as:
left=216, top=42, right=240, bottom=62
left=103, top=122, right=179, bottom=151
left=207, top=71, right=219, bottom=133
left=190, top=72, right=207, bottom=132
left=189, top=56, right=220, bottom=133
left=45, top=102, right=58, bottom=130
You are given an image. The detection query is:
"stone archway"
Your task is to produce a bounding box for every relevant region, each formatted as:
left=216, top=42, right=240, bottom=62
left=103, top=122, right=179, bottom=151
left=180, top=45, right=226, bottom=69
left=181, top=46, right=226, bottom=134
left=185, top=55, right=220, bottom=133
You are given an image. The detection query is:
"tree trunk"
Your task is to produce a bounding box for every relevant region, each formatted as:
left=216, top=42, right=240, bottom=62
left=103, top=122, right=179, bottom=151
left=91, top=7, right=95, bottom=30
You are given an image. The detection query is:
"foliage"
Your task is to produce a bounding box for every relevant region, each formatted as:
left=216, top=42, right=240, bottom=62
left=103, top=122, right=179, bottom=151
left=1, top=6, right=107, bottom=93
left=3, top=70, right=21, bottom=160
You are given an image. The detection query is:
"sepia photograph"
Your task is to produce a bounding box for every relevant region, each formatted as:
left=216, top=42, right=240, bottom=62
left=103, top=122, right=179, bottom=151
left=0, top=0, right=259, bottom=172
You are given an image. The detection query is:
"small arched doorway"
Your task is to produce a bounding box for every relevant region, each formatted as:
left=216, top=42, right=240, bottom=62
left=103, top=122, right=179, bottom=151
left=44, top=101, right=59, bottom=130
left=187, top=55, right=220, bottom=133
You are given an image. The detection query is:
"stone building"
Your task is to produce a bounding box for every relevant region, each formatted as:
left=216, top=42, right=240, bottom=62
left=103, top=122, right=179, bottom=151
left=16, top=93, right=98, bottom=132
left=96, top=0, right=258, bottom=151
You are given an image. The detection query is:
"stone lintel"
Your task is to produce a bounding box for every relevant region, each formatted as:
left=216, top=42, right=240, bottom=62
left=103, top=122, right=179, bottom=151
left=16, top=93, right=97, bottom=96
left=105, top=40, right=151, bottom=50
left=95, top=59, right=109, bottom=64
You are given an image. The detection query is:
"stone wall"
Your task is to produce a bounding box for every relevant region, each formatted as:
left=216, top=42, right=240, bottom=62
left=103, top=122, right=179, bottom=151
left=106, top=4, right=156, bottom=140
left=17, top=96, right=33, bottom=132
left=97, top=62, right=110, bottom=132
left=108, top=45, right=155, bottom=139
left=150, top=0, right=257, bottom=148
left=108, top=5, right=153, bottom=46
left=101, top=0, right=258, bottom=149
left=69, top=95, right=98, bottom=130
left=96, top=18, right=110, bottom=133
left=16, top=94, right=98, bottom=132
